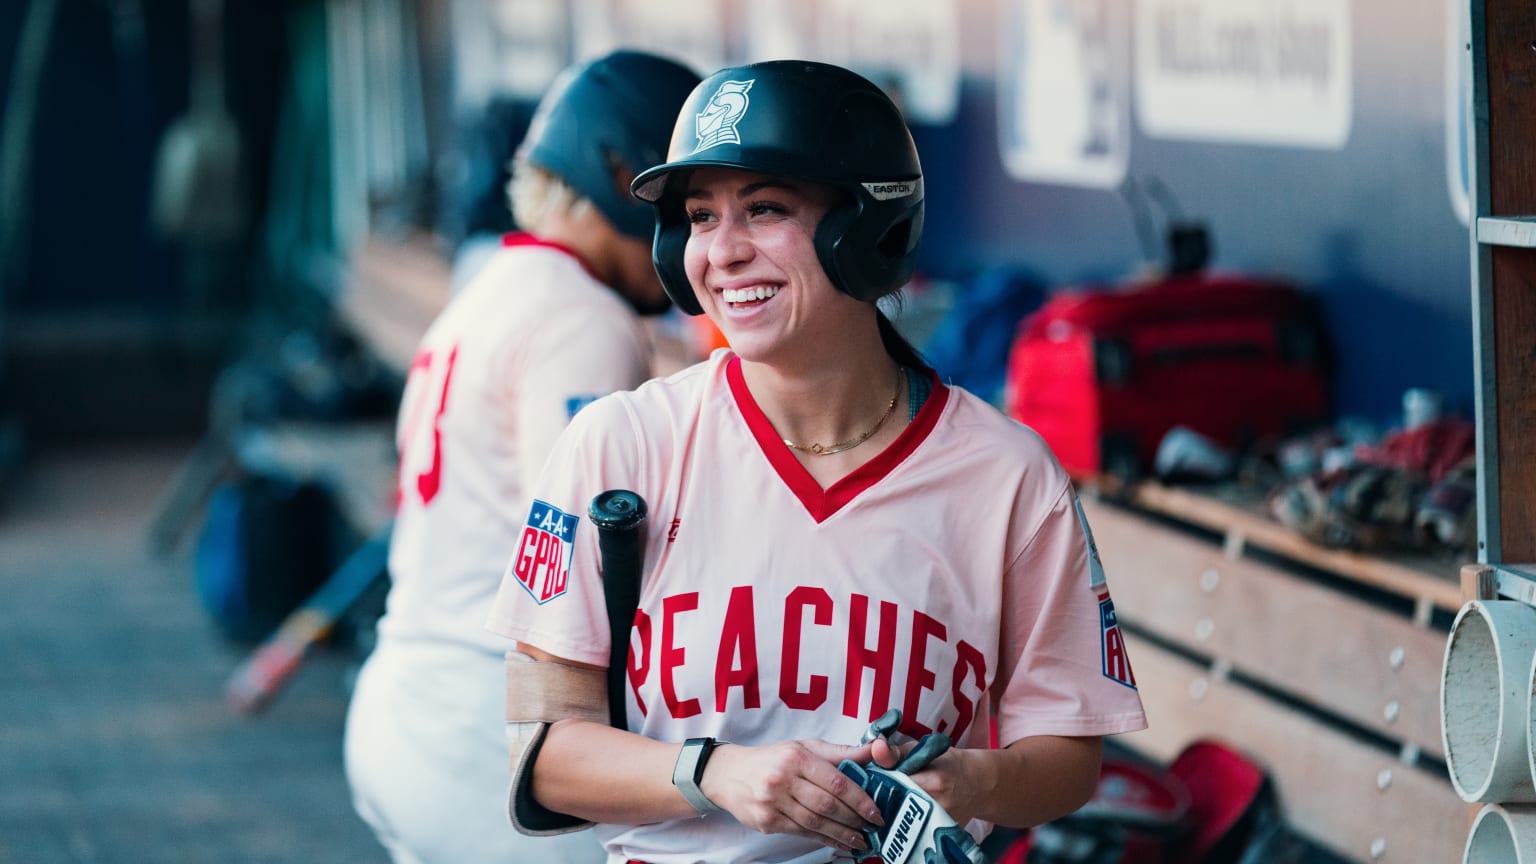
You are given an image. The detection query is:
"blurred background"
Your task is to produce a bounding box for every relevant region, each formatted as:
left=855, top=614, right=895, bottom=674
left=0, top=0, right=1501, bottom=862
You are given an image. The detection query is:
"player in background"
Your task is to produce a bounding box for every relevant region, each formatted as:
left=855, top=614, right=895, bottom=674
left=342, top=50, right=701, bottom=864
left=487, top=60, right=1147, bottom=863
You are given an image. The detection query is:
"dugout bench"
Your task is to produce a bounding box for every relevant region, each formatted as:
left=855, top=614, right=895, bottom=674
left=1081, top=481, right=1467, bottom=863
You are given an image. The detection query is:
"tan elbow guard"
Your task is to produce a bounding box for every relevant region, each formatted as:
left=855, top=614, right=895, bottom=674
left=504, top=650, right=610, bottom=835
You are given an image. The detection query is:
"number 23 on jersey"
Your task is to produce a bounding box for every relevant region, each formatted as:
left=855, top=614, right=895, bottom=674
left=397, top=345, right=459, bottom=508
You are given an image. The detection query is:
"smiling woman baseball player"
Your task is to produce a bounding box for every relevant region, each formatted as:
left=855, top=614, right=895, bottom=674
left=341, top=50, right=701, bottom=864
left=485, top=60, right=1147, bottom=864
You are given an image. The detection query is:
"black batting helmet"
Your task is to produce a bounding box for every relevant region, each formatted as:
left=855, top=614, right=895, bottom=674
left=518, top=50, right=701, bottom=240
left=631, top=60, right=925, bottom=315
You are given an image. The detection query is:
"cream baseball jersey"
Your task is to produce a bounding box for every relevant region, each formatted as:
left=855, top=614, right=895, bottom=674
left=382, top=233, right=652, bottom=650
left=347, top=233, right=641, bottom=864
left=486, top=350, right=1147, bottom=864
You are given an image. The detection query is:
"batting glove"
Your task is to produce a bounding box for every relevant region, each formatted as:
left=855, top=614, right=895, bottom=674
left=839, top=710, right=988, bottom=864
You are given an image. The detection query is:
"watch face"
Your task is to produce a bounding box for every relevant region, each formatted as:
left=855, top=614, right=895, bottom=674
left=689, top=738, right=714, bottom=780
left=674, top=738, right=723, bottom=813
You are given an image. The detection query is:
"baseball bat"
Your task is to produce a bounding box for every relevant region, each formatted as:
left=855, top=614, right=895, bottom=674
left=589, top=490, right=648, bottom=730
left=224, top=521, right=393, bottom=715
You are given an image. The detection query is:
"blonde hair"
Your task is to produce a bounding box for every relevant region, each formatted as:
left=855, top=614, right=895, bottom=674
left=507, top=160, right=596, bottom=234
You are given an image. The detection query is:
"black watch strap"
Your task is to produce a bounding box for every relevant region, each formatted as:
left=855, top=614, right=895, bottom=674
left=672, top=737, right=725, bottom=814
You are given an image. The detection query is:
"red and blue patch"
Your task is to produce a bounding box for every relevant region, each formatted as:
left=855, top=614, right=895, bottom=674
left=511, top=499, right=579, bottom=604
left=1098, top=590, right=1137, bottom=688
left=1074, top=496, right=1135, bottom=688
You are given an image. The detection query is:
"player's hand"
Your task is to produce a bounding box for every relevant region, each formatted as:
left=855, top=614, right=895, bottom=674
left=870, top=731, right=980, bottom=827
left=700, top=738, right=885, bottom=854
left=845, top=714, right=988, bottom=864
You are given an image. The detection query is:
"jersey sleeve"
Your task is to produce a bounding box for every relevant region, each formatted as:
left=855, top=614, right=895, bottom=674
left=510, top=298, right=650, bottom=492
left=485, top=392, right=645, bottom=667
left=991, top=478, right=1149, bottom=745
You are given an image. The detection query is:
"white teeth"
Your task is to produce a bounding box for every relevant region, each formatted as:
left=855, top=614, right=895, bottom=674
left=723, top=286, right=779, bottom=304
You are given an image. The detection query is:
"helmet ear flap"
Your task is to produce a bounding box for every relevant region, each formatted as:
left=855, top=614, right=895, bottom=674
left=813, top=202, right=859, bottom=298
left=653, top=215, right=701, bottom=315
left=865, top=204, right=924, bottom=295
left=820, top=199, right=924, bottom=302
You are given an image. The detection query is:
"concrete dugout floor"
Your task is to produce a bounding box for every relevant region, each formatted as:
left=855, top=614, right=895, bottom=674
left=0, top=442, right=388, bottom=864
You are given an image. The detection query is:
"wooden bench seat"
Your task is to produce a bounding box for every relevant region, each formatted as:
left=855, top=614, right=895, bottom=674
left=1083, top=482, right=1467, bottom=863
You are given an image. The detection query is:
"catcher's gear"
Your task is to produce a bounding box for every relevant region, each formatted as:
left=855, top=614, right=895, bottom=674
left=839, top=710, right=988, bottom=864
left=631, top=60, right=925, bottom=314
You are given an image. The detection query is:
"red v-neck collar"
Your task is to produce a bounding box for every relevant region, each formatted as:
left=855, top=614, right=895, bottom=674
left=502, top=231, right=600, bottom=281
left=726, top=354, right=949, bottom=523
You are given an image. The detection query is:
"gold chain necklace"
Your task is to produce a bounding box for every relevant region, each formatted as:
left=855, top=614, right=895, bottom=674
left=782, top=369, right=904, bottom=456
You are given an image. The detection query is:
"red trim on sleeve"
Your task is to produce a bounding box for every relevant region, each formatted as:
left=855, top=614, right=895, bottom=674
left=726, top=355, right=949, bottom=523
left=501, top=231, right=600, bottom=281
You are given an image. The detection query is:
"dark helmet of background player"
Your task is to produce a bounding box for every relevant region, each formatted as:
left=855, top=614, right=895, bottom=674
left=631, top=60, right=925, bottom=316
left=518, top=50, right=701, bottom=241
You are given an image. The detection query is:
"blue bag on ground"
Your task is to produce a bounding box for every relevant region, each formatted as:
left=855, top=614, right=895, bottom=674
left=922, top=267, right=1044, bottom=406
left=195, top=474, right=342, bottom=643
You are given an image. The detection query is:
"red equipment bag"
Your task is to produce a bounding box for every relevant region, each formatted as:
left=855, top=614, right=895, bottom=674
left=1163, top=739, right=1298, bottom=864
left=1004, top=273, right=1330, bottom=484
left=993, top=738, right=1303, bottom=864
left=995, top=754, right=1190, bottom=864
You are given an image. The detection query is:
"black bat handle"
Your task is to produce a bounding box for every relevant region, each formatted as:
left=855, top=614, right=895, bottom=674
left=590, top=490, right=647, bottom=730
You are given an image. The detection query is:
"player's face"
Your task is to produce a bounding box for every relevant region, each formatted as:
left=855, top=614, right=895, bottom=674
left=681, top=167, right=868, bottom=366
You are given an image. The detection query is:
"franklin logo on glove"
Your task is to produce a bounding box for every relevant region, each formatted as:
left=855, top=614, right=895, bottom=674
left=838, top=709, right=988, bottom=864
left=884, top=792, right=934, bottom=861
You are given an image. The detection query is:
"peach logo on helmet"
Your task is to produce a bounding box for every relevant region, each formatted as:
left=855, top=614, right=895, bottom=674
left=693, top=79, right=754, bottom=152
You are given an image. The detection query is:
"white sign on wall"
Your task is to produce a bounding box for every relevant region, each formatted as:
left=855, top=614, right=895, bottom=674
left=1133, top=0, right=1352, bottom=148
left=1444, top=0, right=1469, bottom=226
left=997, top=0, right=1131, bottom=188
left=742, top=0, right=961, bottom=124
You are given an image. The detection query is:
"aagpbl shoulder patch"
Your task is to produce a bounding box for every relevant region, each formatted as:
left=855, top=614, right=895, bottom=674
left=1097, top=589, right=1137, bottom=689
left=1074, top=495, right=1136, bottom=688
left=510, top=499, right=579, bottom=604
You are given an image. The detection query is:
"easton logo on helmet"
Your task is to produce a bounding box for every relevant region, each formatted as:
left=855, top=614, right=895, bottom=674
left=693, top=79, right=754, bottom=152
left=861, top=179, right=922, bottom=201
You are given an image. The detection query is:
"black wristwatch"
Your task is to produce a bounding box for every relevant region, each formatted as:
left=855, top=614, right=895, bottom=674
left=672, top=737, right=725, bottom=814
